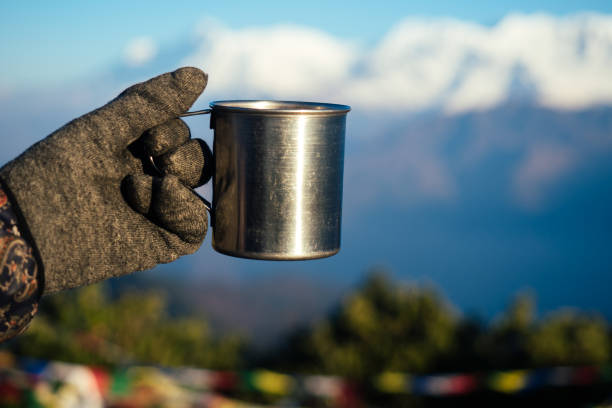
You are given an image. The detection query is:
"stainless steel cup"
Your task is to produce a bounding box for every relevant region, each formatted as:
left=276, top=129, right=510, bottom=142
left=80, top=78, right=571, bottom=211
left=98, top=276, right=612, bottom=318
left=207, top=100, right=350, bottom=260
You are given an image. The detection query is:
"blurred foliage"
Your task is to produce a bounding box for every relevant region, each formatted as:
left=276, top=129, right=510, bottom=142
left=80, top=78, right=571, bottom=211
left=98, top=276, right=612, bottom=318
left=472, top=293, right=610, bottom=369
left=282, top=271, right=457, bottom=379
left=527, top=310, right=610, bottom=366
left=2, top=269, right=610, bottom=380
left=266, top=271, right=611, bottom=378
left=2, top=284, right=244, bottom=369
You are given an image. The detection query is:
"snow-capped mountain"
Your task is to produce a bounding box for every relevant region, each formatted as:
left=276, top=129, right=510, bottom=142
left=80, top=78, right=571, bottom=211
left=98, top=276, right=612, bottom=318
left=1, top=13, right=612, bottom=322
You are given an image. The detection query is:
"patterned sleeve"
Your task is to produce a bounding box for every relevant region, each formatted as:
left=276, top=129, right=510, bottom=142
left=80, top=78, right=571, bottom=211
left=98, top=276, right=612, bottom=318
left=0, top=187, right=41, bottom=342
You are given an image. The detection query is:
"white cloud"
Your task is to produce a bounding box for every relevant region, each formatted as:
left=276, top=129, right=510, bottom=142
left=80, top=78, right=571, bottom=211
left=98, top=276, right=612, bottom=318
left=184, top=13, right=612, bottom=113
left=184, top=21, right=357, bottom=100
left=123, top=37, right=158, bottom=67
left=512, top=143, right=577, bottom=209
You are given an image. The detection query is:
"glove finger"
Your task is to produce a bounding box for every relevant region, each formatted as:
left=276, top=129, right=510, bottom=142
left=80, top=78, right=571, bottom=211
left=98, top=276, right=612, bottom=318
left=157, top=139, right=213, bottom=188
left=142, top=118, right=191, bottom=156
left=153, top=174, right=208, bottom=244
left=122, top=173, right=208, bottom=244
left=122, top=173, right=153, bottom=215
left=99, top=67, right=207, bottom=150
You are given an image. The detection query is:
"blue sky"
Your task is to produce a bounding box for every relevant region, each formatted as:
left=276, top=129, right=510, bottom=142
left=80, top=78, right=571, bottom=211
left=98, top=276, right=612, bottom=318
left=2, top=1, right=612, bottom=87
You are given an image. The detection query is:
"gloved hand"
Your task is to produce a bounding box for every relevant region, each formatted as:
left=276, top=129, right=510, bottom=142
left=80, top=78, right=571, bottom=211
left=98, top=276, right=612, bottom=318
left=0, top=67, right=212, bottom=294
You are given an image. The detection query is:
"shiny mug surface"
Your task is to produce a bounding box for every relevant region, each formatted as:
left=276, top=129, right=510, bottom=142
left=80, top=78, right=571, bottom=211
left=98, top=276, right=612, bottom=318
left=207, top=100, right=349, bottom=260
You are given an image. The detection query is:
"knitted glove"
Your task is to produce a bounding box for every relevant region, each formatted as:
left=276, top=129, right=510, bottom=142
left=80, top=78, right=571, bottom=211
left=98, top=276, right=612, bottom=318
left=0, top=67, right=212, bottom=294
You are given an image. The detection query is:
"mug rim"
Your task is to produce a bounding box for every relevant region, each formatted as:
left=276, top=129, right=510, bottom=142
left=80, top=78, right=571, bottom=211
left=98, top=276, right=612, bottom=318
left=209, top=100, right=351, bottom=115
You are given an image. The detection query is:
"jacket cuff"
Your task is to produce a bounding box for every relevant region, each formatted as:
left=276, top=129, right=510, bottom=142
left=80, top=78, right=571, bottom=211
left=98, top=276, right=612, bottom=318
left=0, top=187, right=42, bottom=342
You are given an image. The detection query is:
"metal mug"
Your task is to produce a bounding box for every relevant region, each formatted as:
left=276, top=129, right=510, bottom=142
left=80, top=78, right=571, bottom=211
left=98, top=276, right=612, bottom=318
left=169, top=100, right=350, bottom=260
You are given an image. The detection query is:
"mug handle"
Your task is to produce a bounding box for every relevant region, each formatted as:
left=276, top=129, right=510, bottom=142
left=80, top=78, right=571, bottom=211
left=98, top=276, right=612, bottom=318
left=147, top=108, right=213, bottom=211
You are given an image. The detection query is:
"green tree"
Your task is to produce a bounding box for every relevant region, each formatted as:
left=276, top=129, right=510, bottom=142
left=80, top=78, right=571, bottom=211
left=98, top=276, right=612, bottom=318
left=527, top=310, right=610, bottom=366
left=290, top=271, right=458, bottom=379
left=3, top=283, right=244, bottom=369
left=477, top=293, right=611, bottom=368
left=476, top=293, right=535, bottom=369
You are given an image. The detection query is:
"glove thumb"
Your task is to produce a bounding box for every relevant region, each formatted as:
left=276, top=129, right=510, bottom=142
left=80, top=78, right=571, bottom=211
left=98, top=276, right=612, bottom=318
left=97, top=67, right=208, bottom=150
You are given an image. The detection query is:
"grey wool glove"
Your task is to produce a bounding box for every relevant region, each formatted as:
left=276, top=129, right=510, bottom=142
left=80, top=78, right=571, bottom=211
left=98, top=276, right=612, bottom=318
left=0, top=67, right=212, bottom=294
